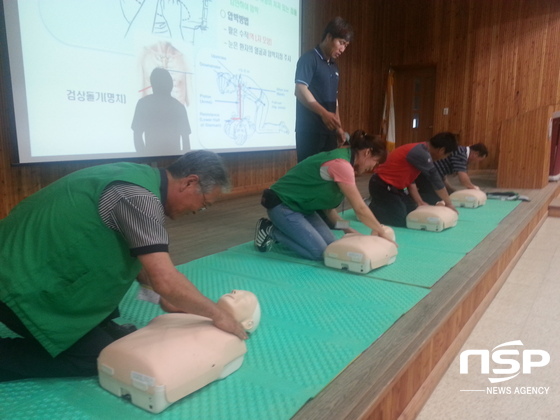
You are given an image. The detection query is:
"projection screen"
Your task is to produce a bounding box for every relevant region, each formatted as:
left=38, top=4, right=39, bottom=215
left=1, top=0, right=300, bottom=163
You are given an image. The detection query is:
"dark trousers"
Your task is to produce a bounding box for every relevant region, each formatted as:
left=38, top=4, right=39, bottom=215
left=368, top=174, right=417, bottom=227
left=296, top=131, right=338, bottom=162
left=415, top=173, right=441, bottom=205
left=0, top=301, right=121, bottom=382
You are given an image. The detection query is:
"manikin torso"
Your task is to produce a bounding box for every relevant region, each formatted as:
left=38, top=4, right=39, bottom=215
left=324, top=226, right=398, bottom=273
left=98, top=290, right=261, bottom=413
left=406, top=204, right=459, bottom=231
left=450, top=189, right=487, bottom=208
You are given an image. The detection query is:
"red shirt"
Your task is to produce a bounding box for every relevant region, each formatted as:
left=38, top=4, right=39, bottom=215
left=375, top=143, right=421, bottom=190
left=375, top=142, right=442, bottom=190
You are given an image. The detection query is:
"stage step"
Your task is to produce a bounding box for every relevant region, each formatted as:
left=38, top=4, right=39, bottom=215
left=549, top=196, right=560, bottom=217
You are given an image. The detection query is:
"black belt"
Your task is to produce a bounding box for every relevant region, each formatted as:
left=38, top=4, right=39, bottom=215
left=261, top=188, right=283, bottom=209
left=372, top=174, right=407, bottom=195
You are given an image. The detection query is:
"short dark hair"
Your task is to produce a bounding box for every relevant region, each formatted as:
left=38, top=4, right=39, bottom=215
left=469, top=143, right=488, bottom=158
left=429, top=132, right=458, bottom=154
left=321, top=17, right=353, bottom=42
left=167, top=150, right=231, bottom=193
left=349, top=130, right=388, bottom=164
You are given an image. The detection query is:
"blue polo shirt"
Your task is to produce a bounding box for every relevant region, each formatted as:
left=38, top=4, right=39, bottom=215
left=295, top=45, right=340, bottom=133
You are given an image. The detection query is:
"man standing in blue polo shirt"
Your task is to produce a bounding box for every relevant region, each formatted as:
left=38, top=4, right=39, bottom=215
left=294, top=17, right=353, bottom=162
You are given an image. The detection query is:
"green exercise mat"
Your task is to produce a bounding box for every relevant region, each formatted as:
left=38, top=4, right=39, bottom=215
left=231, top=200, right=520, bottom=288
left=1, top=272, right=428, bottom=420
left=0, top=198, right=521, bottom=419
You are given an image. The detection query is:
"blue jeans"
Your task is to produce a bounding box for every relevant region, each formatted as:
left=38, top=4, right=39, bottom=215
left=267, top=204, right=336, bottom=260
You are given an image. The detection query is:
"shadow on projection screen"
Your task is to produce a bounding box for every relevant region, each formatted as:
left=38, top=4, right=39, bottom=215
left=2, top=0, right=299, bottom=163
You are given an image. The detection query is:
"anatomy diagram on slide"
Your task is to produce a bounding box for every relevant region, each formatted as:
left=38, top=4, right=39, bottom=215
left=120, top=0, right=210, bottom=43
left=215, top=63, right=289, bottom=145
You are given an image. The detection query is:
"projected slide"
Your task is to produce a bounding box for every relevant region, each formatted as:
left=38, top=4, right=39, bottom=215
left=2, top=0, right=299, bottom=163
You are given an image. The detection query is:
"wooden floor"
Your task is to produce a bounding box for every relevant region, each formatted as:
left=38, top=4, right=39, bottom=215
left=166, top=171, right=560, bottom=420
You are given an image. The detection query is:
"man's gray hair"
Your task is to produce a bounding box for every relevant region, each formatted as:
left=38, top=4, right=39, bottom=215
left=167, top=150, right=231, bottom=193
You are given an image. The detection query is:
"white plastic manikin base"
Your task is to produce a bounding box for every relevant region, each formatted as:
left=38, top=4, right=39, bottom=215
left=324, top=228, right=398, bottom=274
left=450, top=189, right=487, bottom=208
left=98, top=291, right=260, bottom=414
left=98, top=314, right=247, bottom=413
left=406, top=205, right=458, bottom=232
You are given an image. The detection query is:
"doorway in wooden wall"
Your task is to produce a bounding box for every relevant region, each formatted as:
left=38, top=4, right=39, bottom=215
left=393, top=66, right=436, bottom=146
left=549, top=115, right=560, bottom=176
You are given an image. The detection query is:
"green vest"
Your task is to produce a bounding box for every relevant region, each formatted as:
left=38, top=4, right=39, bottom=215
left=0, top=163, right=162, bottom=356
left=271, top=148, right=352, bottom=214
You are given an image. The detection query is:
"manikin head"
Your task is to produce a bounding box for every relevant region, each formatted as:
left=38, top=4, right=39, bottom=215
left=217, top=290, right=261, bottom=333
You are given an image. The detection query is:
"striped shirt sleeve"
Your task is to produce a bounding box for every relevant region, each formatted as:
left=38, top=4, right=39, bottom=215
left=435, top=146, right=468, bottom=177
left=98, top=182, right=169, bottom=256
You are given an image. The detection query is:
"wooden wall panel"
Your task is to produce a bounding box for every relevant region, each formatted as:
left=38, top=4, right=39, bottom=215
left=541, top=6, right=560, bottom=106
left=468, top=1, right=494, bottom=153
left=378, top=0, right=560, bottom=185
left=497, top=106, right=552, bottom=188
left=3, top=0, right=560, bottom=217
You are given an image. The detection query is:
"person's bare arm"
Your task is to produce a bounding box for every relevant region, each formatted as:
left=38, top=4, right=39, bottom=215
left=138, top=252, right=247, bottom=339
left=443, top=176, right=456, bottom=194
left=322, top=208, right=358, bottom=234
left=434, top=187, right=458, bottom=213
left=457, top=171, right=479, bottom=189
left=334, top=100, right=345, bottom=143
left=136, top=267, right=182, bottom=312
left=294, top=84, right=341, bottom=131
left=337, top=182, right=397, bottom=245
left=407, top=183, right=429, bottom=207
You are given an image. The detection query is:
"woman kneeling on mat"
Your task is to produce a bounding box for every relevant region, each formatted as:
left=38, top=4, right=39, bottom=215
left=254, top=130, right=395, bottom=260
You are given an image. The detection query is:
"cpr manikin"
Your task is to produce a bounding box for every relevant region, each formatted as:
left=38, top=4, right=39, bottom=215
left=98, top=290, right=261, bottom=413
left=406, top=204, right=458, bottom=232
left=324, top=226, right=398, bottom=273
left=450, top=189, right=487, bottom=208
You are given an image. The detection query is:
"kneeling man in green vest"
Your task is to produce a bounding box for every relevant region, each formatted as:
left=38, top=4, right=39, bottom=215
left=0, top=150, right=247, bottom=382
